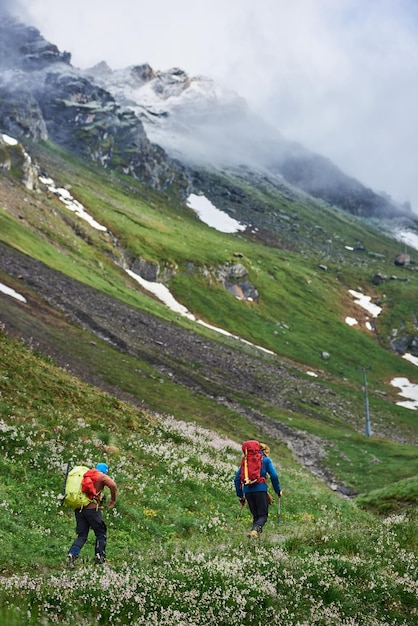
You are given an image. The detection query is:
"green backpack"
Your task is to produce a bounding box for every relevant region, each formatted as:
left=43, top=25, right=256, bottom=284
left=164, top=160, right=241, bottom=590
left=64, top=465, right=92, bottom=509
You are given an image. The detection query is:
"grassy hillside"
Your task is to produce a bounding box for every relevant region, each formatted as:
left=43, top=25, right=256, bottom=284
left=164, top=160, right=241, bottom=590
left=0, top=137, right=417, bottom=623
left=3, top=141, right=418, bottom=375
left=0, top=328, right=417, bottom=625
left=0, top=139, right=417, bottom=473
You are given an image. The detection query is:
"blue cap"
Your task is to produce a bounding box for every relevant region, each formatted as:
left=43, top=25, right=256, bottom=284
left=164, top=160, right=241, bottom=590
left=96, top=462, right=109, bottom=474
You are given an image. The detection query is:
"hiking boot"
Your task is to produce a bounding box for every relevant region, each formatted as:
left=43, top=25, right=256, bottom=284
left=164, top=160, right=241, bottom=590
left=248, top=530, right=259, bottom=538
left=94, top=553, right=106, bottom=565
left=66, top=554, right=76, bottom=570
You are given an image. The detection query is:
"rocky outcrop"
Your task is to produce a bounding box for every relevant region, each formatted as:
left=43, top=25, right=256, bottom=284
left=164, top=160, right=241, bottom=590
left=0, top=14, right=412, bottom=220
left=0, top=15, right=71, bottom=70
left=0, top=86, right=48, bottom=141
left=0, top=16, right=189, bottom=192
left=129, top=257, right=160, bottom=282
left=128, top=256, right=177, bottom=283
left=0, top=134, right=38, bottom=189
left=395, top=253, right=410, bottom=266
left=216, top=263, right=259, bottom=301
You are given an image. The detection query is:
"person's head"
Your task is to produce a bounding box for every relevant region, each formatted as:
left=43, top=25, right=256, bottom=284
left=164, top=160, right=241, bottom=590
left=96, top=462, right=109, bottom=474
left=259, top=443, right=270, bottom=456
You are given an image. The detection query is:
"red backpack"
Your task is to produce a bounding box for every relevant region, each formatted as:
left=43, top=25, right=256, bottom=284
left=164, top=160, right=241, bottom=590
left=240, top=440, right=266, bottom=486
left=81, top=469, right=101, bottom=500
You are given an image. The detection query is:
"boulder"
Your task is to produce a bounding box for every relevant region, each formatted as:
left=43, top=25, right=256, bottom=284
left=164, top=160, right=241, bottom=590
left=394, top=253, right=410, bottom=266
left=130, top=257, right=159, bottom=282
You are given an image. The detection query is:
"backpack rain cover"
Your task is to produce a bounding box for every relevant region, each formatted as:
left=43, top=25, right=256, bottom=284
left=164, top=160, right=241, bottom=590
left=64, top=465, right=97, bottom=509
left=240, top=440, right=266, bottom=486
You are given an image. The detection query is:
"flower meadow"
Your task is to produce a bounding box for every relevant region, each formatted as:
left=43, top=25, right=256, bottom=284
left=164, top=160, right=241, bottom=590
left=0, top=330, right=417, bottom=625
left=1, top=525, right=417, bottom=626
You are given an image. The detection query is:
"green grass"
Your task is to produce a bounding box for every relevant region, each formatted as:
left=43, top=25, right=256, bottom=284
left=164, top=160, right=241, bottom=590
left=0, top=328, right=417, bottom=625
left=3, top=140, right=418, bottom=392
left=356, top=476, right=418, bottom=516
left=2, top=139, right=418, bottom=466
left=1, top=138, right=418, bottom=623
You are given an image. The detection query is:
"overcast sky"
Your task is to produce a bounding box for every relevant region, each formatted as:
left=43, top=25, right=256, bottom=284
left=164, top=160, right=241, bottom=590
left=10, top=0, right=418, bottom=211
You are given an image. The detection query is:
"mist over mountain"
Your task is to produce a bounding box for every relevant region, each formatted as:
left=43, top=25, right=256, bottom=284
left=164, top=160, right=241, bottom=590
left=0, top=13, right=412, bottom=221
left=85, top=61, right=412, bottom=221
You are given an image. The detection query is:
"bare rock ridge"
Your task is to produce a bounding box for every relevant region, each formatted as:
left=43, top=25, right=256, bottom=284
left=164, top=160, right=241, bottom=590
left=0, top=14, right=411, bottom=219
left=0, top=16, right=188, bottom=191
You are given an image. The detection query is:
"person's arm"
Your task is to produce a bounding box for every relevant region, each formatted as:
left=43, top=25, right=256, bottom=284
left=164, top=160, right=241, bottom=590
left=102, top=475, right=117, bottom=508
left=266, top=458, right=281, bottom=496
left=234, top=468, right=244, bottom=499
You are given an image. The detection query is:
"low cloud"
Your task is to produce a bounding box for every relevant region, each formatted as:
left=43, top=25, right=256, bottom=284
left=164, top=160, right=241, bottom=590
left=1, top=0, right=26, bottom=16
left=14, top=0, right=418, bottom=211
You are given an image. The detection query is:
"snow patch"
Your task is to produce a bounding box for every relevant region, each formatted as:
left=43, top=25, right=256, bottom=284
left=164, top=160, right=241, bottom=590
left=39, top=176, right=107, bottom=232
left=348, top=290, right=382, bottom=318
left=1, top=133, right=18, bottom=146
left=345, top=316, right=358, bottom=326
left=126, top=269, right=194, bottom=319
left=126, top=268, right=274, bottom=355
left=403, top=353, right=418, bottom=367
left=390, top=377, right=418, bottom=410
left=394, top=230, right=418, bottom=252
left=186, top=194, right=246, bottom=234
left=0, top=283, right=26, bottom=303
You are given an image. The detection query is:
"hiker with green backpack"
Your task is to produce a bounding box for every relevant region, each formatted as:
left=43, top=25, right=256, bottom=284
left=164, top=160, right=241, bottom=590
left=65, top=462, right=117, bottom=568
left=234, top=441, right=282, bottom=538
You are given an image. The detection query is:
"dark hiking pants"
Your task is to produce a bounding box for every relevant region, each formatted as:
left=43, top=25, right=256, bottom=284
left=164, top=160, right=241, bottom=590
left=69, top=507, right=107, bottom=559
left=245, top=491, right=269, bottom=533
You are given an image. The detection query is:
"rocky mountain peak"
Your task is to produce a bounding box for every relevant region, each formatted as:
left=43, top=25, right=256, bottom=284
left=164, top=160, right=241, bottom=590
left=0, top=16, right=188, bottom=191
left=88, top=58, right=410, bottom=219
left=0, top=14, right=411, bottom=219
left=0, top=15, right=71, bottom=71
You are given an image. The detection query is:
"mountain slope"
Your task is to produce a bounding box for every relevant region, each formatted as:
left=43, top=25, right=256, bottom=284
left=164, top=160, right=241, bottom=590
left=0, top=15, right=188, bottom=192
left=1, top=137, right=418, bottom=495
left=86, top=61, right=411, bottom=218
left=0, top=327, right=416, bottom=626
left=0, top=14, right=417, bottom=495
left=0, top=14, right=417, bottom=625
left=0, top=14, right=413, bottom=220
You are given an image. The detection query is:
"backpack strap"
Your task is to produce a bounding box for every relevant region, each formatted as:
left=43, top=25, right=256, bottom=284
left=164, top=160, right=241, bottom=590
left=243, top=447, right=251, bottom=485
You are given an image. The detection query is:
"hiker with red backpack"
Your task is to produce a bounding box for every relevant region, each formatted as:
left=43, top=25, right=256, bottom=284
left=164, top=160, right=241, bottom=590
left=234, top=441, right=282, bottom=538
left=66, top=462, right=117, bottom=568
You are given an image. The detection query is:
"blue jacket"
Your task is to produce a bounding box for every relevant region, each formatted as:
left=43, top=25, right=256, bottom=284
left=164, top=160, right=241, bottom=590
left=234, top=455, right=281, bottom=496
